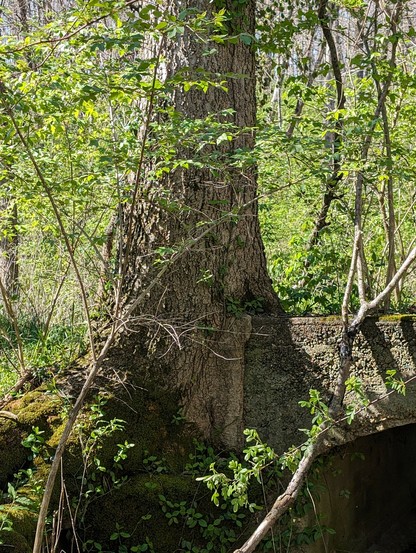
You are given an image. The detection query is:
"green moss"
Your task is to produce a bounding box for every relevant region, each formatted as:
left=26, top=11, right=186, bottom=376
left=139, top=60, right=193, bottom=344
left=12, top=389, right=62, bottom=428
left=0, top=418, right=26, bottom=486
left=85, top=474, right=205, bottom=551
left=312, top=313, right=416, bottom=323
left=315, top=315, right=342, bottom=323
left=7, top=506, right=37, bottom=541
left=0, top=389, right=66, bottom=484
left=378, top=313, right=416, bottom=322
left=0, top=378, right=202, bottom=551
left=124, top=473, right=198, bottom=506
left=0, top=504, right=38, bottom=551
left=0, top=530, right=30, bottom=553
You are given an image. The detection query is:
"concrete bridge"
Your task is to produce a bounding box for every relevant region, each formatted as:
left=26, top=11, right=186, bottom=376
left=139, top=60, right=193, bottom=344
left=244, top=315, right=416, bottom=449
left=243, top=315, right=416, bottom=552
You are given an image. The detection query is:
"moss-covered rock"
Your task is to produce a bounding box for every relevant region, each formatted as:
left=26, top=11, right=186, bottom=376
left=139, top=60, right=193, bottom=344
left=12, top=389, right=62, bottom=428
left=0, top=417, right=26, bottom=487
left=0, top=529, right=30, bottom=553
left=84, top=474, right=199, bottom=550
left=0, top=374, right=224, bottom=551
left=0, top=503, right=38, bottom=552
left=0, top=388, right=65, bottom=484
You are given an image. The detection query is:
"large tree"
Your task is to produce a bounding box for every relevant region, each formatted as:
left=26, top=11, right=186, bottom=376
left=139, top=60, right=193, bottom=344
left=112, top=0, right=280, bottom=443
left=0, top=0, right=280, bottom=550
left=2, top=1, right=416, bottom=552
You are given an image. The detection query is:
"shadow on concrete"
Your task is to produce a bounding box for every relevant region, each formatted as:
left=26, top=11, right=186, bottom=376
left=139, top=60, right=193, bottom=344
left=244, top=315, right=330, bottom=452
left=361, top=317, right=401, bottom=377
left=400, top=318, right=416, bottom=371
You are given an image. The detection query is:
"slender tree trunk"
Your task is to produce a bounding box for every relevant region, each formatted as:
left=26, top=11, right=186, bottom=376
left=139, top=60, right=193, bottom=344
left=307, top=0, right=345, bottom=250
left=0, top=0, right=29, bottom=300
left=0, top=195, right=18, bottom=298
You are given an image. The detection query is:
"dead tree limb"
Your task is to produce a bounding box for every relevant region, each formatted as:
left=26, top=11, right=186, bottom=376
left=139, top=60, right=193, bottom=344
left=0, top=409, right=18, bottom=420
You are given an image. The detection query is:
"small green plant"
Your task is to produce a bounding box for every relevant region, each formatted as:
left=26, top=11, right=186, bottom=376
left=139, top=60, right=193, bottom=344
left=84, top=529, right=155, bottom=553
left=0, top=512, right=13, bottom=544
left=226, top=297, right=264, bottom=317
left=142, top=452, right=168, bottom=474
left=385, top=369, right=406, bottom=396
left=171, top=407, right=186, bottom=425
left=0, top=431, right=46, bottom=544
left=183, top=440, right=220, bottom=476
left=21, top=426, right=47, bottom=460
left=197, top=429, right=277, bottom=511
left=298, top=389, right=331, bottom=441
left=159, top=494, right=247, bottom=552
left=74, top=396, right=135, bottom=536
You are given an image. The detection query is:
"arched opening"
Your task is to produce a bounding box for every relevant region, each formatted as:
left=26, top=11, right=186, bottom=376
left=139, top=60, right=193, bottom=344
left=311, top=424, right=416, bottom=552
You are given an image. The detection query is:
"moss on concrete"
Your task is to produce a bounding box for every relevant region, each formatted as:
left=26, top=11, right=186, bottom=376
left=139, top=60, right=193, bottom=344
left=315, top=315, right=342, bottom=323
left=12, top=389, right=61, bottom=427
left=313, top=313, right=416, bottom=324
left=0, top=529, right=30, bottom=553
left=378, top=313, right=416, bottom=322
left=0, top=374, right=202, bottom=551
left=0, top=389, right=64, bottom=485
left=85, top=474, right=199, bottom=550
left=0, top=417, right=26, bottom=487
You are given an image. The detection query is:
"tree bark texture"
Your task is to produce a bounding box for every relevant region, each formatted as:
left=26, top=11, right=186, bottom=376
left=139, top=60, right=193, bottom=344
left=114, top=0, right=280, bottom=445
left=0, top=196, right=18, bottom=298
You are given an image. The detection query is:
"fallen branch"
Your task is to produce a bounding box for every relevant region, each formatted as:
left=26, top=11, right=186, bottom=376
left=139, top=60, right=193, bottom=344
left=0, top=370, right=35, bottom=410
left=0, top=410, right=18, bottom=421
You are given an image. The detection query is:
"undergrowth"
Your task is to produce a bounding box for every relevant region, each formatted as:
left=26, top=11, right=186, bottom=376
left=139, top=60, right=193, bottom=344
left=0, top=312, right=87, bottom=396
left=0, top=398, right=334, bottom=552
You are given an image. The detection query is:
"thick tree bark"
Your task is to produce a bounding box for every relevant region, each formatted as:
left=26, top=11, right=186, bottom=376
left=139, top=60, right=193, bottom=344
left=113, top=0, right=280, bottom=445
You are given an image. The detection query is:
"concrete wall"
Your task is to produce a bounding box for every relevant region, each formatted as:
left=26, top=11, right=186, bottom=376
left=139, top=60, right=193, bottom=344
left=244, top=315, right=416, bottom=552
left=244, top=315, right=416, bottom=451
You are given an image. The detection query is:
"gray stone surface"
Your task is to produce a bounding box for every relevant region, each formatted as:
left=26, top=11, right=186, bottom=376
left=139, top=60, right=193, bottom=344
left=244, top=316, right=416, bottom=553
left=244, top=315, right=416, bottom=452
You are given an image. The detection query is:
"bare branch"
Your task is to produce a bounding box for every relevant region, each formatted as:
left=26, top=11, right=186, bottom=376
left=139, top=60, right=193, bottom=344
left=4, top=0, right=142, bottom=53
left=0, top=409, right=18, bottom=420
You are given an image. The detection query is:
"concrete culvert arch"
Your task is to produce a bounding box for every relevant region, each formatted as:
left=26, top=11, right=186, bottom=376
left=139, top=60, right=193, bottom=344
left=306, top=424, right=416, bottom=553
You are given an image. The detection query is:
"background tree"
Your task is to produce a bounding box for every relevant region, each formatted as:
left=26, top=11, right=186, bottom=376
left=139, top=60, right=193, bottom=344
left=258, top=0, right=416, bottom=315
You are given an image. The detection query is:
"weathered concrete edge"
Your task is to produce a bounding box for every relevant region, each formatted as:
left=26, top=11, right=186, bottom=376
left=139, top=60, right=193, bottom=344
left=244, top=315, right=416, bottom=452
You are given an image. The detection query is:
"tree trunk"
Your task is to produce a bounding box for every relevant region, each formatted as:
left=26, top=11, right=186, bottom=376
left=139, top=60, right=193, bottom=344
left=113, top=0, right=280, bottom=446
left=0, top=196, right=18, bottom=299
